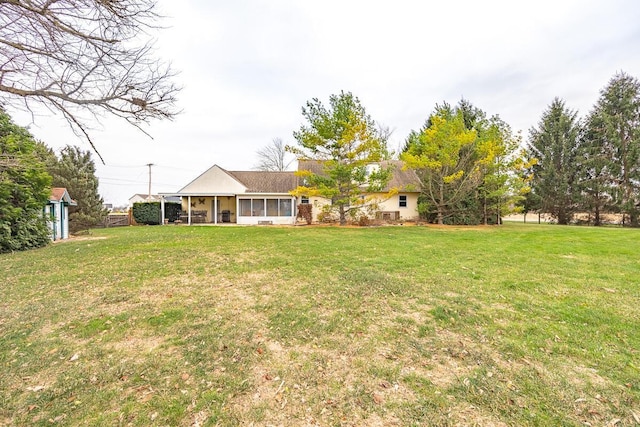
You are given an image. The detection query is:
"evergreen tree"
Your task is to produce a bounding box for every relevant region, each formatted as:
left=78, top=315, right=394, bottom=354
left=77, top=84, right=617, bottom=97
left=402, top=100, right=516, bottom=225
left=587, top=72, right=640, bottom=226
left=526, top=98, right=582, bottom=225
left=0, top=109, right=52, bottom=252
left=579, top=110, right=615, bottom=225
left=289, top=91, right=392, bottom=226
left=48, top=146, right=106, bottom=232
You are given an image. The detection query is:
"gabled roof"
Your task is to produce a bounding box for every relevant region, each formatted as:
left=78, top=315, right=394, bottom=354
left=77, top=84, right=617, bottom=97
left=129, top=193, right=160, bottom=201
left=297, top=160, right=421, bottom=192
left=176, top=164, right=297, bottom=195
left=50, top=187, right=77, bottom=205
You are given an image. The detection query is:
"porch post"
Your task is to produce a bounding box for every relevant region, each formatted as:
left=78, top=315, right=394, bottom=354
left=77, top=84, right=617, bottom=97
left=160, top=196, right=165, bottom=225
left=236, top=197, right=239, bottom=224
left=188, top=196, right=192, bottom=225
left=214, top=196, right=218, bottom=224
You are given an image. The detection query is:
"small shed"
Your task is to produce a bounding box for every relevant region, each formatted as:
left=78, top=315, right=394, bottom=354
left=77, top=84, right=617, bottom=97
left=45, top=187, right=77, bottom=241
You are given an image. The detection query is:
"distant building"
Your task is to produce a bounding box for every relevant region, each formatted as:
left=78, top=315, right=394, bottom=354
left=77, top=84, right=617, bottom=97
left=128, top=194, right=160, bottom=207
left=128, top=194, right=181, bottom=208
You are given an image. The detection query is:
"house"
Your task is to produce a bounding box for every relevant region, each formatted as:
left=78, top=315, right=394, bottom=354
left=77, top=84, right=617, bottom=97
left=160, top=161, right=421, bottom=225
left=128, top=193, right=161, bottom=207
left=297, top=160, right=421, bottom=222
left=45, top=187, right=77, bottom=240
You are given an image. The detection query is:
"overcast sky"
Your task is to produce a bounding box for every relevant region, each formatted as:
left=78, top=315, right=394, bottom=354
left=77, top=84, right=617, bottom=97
left=9, top=0, right=640, bottom=206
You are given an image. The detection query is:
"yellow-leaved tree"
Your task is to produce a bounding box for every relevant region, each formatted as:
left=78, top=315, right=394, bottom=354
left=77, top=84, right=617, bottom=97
left=288, top=91, right=393, bottom=225
left=401, top=104, right=501, bottom=224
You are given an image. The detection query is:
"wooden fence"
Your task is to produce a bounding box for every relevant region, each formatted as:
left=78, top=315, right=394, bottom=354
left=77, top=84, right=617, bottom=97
left=104, top=213, right=131, bottom=227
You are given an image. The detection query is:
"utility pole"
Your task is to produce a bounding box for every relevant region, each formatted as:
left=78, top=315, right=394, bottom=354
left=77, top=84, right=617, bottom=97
left=146, top=163, right=154, bottom=200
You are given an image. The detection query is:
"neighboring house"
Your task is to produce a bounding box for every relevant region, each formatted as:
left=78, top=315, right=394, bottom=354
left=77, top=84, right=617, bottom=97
left=160, top=161, right=421, bottom=225
left=128, top=194, right=181, bottom=207
left=128, top=193, right=161, bottom=207
left=45, top=187, right=77, bottom=240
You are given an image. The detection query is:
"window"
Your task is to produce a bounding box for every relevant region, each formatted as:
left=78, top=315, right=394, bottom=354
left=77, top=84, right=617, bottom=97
left=301, top=196, right=309, bottom=204
left=399, top=195, right=407, bottom=208
left=238, top=198, right=295, bottom=216
left=253, top=199, right=265, bottom=216
left=266, top=199, right=279, bottom=216
left=280, top=199, right=292, bottom=216
left=239, top=199, right=252, bottom=216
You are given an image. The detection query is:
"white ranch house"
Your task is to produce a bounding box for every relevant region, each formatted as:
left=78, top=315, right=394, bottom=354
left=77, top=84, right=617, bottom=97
left=160, top=161, right=421, bottom=225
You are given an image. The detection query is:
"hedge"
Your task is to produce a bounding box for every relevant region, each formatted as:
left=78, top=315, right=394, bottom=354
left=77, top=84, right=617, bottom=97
left=132, top=202, right=181, bottom=225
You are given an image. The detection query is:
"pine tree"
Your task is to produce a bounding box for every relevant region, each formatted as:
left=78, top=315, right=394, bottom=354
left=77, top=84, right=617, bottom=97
left=48, top=146, right=106, bottom=232
left=526, top=98, right=582, bottom=225
left=587, top=72, right=640, bottom=226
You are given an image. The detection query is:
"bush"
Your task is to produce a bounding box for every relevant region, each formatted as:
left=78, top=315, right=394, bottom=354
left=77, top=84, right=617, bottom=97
left=132, top=202, right=181, bottom=225
left=296, top=204, right=313, bottom=224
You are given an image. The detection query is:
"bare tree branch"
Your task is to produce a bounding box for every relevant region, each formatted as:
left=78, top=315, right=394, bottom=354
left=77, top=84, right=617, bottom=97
left=254, top=137, right=294, bottom=171
left=0, top=0, right=181, bottom=162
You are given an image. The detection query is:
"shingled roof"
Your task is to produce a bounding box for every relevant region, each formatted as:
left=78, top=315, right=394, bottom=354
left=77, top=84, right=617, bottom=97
left=228, top=171, right=298, bottom=193
left=49, top=187, right=77, bottom=205
left=297, top=160, right=420, bottom=192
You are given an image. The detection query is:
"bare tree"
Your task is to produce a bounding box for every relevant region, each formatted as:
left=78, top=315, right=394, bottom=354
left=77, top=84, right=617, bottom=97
left=0, top=0, right=180, bottom=162
left=254, top=137, right=294, bottom=171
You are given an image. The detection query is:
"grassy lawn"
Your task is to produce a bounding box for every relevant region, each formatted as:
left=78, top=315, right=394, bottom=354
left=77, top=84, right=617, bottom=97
left=1, top=223, right=639, bottom=426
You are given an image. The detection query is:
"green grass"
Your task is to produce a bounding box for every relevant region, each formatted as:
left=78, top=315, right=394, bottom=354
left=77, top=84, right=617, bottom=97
left=1, top=223, right=639, bottom=426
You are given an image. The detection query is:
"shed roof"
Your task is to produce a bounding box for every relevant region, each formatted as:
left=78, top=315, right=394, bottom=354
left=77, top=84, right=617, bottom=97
left=49, top=187, right=77, bottom=205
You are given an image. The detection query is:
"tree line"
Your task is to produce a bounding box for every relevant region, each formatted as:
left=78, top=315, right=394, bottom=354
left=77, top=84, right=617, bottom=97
left=526, top=72, right=640, bottom=226
left=281, top=71, right=640, bottom=226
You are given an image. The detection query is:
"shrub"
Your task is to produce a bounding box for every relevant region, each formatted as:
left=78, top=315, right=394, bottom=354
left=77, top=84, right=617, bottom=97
left=296, top=204, right=313, bottom=224
left=132, top=202, right=181, bottom=225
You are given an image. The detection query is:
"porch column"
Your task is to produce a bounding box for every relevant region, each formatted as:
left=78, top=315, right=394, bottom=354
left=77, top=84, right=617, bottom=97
left=188, top=196, right=192, bottom=225
left=214, top=196, right=218, bottom=224
left=160, top=196, right=165, bottom=225
left=236, top=197, right=240, bottom=224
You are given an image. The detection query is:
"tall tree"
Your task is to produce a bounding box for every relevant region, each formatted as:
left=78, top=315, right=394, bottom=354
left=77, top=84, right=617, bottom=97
left=0, top=109, right=52, bottom=252
left=478, top=120, right=529, bottom=225
left=579, top=110, right=614, bottom=225
left=48, top=146, right=106, bottom=232
left=289, top=91, right=392, bottom=226
left=526, top=98, right=582, bottom=225
left=0, top=0, right=180, bottom=161
left=254, top=138, right=294, bottom=171
left=401, top=104, right=500, bottom=225
left=587, top=72, right=640, bottom=226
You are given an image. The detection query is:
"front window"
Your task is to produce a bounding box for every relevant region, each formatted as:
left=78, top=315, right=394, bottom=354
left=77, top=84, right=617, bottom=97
left=399, top=195, right=407, bottom=208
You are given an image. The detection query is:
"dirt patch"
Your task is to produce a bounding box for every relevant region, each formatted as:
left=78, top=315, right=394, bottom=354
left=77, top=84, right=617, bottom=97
left=52, top=236, right=108, bottom=244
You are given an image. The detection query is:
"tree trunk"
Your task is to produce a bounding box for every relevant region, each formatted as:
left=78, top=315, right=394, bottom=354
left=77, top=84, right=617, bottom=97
left=437, top=183, right=444, bottom=225
left=594, top=206, right=601, bottom=226
left=483, top=195, right=488, bottom=225
left=339, top=205, right=346, bottom=226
